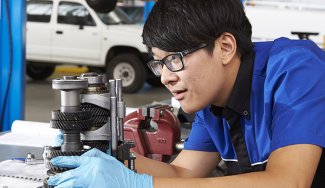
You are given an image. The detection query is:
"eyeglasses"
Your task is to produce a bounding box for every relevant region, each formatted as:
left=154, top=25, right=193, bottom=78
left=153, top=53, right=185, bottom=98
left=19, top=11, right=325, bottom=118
left=147, top=43, right=208, bottom=77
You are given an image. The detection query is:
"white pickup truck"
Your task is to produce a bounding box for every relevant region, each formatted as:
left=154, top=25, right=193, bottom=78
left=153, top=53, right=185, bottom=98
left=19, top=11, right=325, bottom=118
left=26, top=0, right=156, bottom=93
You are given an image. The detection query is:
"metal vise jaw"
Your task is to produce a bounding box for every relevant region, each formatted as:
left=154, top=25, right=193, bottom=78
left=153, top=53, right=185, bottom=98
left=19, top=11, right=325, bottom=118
left=124, top=104, right=181, bottom=162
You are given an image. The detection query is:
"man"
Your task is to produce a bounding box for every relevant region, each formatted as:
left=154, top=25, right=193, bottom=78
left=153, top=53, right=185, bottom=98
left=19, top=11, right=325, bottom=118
left=48, top=0, right=325, bottom=187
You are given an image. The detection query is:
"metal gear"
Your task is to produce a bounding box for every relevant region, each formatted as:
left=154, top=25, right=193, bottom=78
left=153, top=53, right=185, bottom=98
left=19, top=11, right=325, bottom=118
left=82, top=140, right=110, bottom=152
left=82, top=103, right=110, bottom=116
left=50, top=119, right=93, bottom=130
left=51, top=110, right=92, bottom=121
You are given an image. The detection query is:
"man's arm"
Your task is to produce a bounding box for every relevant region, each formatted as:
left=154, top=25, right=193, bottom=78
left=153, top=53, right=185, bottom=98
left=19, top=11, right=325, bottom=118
left=135, top=150, right=221, bottom=178
left=153, top=144, right=322, bottom=188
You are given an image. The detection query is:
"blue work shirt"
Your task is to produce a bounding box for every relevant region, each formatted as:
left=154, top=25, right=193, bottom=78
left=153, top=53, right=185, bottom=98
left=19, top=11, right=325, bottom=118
left=184, top=37, right=325, bottom=166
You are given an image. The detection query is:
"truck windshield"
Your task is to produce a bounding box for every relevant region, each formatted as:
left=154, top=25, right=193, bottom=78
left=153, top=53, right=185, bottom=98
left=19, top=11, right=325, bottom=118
left=96, top=7, right=133, bottom=25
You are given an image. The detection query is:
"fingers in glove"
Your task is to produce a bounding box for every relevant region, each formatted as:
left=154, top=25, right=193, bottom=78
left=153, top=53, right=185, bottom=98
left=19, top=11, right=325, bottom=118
left=82, top=148, right=115, bottom=161
left=47, top=169, right=77, bottom=186
left=82, top=148, right=105, bottom=158
left=55, top=133, right=64, bottom=146
left=52, top=179, right=82, bottom=188
left=50, top=156, right=86, bottom=168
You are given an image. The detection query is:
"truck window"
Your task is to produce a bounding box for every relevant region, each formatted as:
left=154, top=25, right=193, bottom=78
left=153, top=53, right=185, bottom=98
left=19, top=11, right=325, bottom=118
left=58, top=2, right=96, bottom=26
left=27, top=0, right=53, bottom=23
left=96, top=7, right=132, bottom=25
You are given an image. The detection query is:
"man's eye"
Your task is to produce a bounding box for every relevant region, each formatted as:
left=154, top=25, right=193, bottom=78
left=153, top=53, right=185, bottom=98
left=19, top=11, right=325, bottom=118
left=167, top=55, right=178, bottom=62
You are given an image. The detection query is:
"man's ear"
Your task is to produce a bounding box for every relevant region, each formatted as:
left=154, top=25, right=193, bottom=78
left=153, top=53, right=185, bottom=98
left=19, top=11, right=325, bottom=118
left=215, top=32, right=237, bottom=65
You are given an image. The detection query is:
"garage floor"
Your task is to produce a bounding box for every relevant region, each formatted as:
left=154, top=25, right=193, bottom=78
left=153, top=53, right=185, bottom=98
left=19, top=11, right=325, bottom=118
left=25, top=66, right=172, bottom=123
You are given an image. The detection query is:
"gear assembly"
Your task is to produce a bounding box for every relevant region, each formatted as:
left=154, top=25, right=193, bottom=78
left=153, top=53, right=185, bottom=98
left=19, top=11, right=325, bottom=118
left=42, top=72, right=183, bottom=187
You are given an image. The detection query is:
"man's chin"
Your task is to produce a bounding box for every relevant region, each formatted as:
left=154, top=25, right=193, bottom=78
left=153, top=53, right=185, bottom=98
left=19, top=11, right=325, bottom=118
left=179, top=104, right=199, bottom=114
left=179, top=100, right=208, bottom=114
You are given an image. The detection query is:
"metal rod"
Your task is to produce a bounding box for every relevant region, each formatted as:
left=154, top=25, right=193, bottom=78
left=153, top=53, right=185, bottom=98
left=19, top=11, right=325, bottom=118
left=60, top=90, right=81, bottom=112
left=109, top=80, right=118, bottom=157
left=128, top=152, right=137, bottom=172
left=116, top=79, right=125, bottom=141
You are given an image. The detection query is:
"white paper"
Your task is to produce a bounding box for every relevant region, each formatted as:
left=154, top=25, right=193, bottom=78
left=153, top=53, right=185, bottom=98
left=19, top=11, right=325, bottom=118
left=0, top=177, right=43, bottom=188
left=11, top=120, right=58, bottom=137
left=0, top=160, right=46, bottom=188
left=0, top=120, right=59, bottom=147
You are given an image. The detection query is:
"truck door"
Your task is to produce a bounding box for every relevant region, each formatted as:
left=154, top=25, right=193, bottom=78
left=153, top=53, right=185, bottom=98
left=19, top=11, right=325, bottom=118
left=26, top=0, right=53, bottom=61
left=52, top=1, right=101, bottom=64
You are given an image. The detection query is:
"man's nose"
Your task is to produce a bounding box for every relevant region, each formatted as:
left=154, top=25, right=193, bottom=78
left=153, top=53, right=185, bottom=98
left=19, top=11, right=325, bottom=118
left=161, top=66, right=178, bottom=86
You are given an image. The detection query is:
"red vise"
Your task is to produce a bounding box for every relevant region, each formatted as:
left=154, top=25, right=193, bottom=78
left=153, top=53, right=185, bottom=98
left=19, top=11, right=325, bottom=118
left=124, top=104, right=181, bottom=162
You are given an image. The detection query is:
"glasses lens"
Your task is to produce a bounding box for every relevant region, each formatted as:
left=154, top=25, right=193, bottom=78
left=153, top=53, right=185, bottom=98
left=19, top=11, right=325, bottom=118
left=164, top=54, right=183, bottom=72
left=147, top=53, right=184, bottom=76
left=148, top=60, right=163, bottom=76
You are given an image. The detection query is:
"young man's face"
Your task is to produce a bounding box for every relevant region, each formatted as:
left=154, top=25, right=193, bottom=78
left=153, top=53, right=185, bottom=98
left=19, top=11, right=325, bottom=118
left=151, top=40, right=232, bottom=113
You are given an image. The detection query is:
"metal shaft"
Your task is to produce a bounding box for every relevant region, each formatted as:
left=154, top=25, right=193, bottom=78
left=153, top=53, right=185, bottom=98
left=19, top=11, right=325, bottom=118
left=116, top=79, right=125, bottom=141
left=52, top=76, right=88, bottom=152
left=109, top=80, right=118, bottom=157
left=60, top=90, right=81, bottom=112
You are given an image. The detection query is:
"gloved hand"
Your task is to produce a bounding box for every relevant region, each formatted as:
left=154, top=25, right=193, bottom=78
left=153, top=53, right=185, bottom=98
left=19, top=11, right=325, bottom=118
left=47, top=148, right=153, bottom=188
left=55, top=132, right=64, bottom=146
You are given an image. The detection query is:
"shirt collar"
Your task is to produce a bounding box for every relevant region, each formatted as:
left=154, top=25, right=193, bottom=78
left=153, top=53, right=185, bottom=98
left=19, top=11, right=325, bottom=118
left=211, top=52, right=254, bottom=119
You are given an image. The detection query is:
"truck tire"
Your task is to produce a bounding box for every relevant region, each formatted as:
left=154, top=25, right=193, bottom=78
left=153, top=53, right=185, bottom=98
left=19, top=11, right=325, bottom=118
left=27, top=64, right=55, bottom=80
left=106, top=53, right=146, bottom=93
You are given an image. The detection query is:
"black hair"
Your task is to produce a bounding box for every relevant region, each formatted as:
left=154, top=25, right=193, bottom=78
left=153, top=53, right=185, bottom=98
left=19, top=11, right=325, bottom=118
left=142, top=0, right=253, bottom=57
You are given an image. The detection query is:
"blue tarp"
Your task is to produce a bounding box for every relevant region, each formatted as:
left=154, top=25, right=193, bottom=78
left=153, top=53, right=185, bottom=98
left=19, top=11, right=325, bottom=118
left=0, top=0, right=26, bottom=131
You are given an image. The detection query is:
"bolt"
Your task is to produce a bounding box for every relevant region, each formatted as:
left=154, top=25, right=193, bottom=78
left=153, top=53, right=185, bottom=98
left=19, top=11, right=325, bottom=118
left=160, top=110, right=165, bottom=116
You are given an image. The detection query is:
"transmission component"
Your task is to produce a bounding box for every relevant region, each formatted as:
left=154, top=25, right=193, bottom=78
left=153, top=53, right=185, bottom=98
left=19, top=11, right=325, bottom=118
left=43, top=73, right=135, bottom=187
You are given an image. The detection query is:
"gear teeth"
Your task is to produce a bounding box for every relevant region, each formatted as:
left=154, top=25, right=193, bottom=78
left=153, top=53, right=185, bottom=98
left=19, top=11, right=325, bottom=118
left=81, top=103, right=109, bottom=128
left=50, top=119, right=93, bottom=130
left=47, top=162, right=70, bottom=173
left=82, top=103, right=110, bottom=116
left=49, top=150, right=86, bottom=158
left=81, top=86, right=108, bottom=94
left=43, top=177, right=54, bottom=188
left=45, top=146, right=89, bottom=173
left=92, top=115, right=109, bottom=125
left=51, top=110, right=92, bottom=121
left=82, top=140, right=110, bottom=152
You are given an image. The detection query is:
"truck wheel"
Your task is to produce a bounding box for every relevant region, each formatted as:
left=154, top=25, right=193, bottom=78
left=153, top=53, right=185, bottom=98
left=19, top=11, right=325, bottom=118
left=27, top=64, right=55, bottom=80
left=106, top=53, right=146, bottom=93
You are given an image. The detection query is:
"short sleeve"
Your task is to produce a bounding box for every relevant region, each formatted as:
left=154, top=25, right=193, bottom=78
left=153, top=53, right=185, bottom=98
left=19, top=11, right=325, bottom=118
left=267, top=43, right=325, bottom=152
left=184, top=109, right=218, bottom=152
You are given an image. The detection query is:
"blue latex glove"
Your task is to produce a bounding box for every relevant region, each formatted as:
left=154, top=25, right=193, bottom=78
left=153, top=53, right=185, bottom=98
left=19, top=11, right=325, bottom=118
left=47, top=148, right=153, bottom=188
left=55, top=132, right=64, bottom=146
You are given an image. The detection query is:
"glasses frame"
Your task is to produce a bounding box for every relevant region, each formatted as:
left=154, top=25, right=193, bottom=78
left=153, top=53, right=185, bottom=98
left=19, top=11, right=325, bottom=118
left=147, top=43, right=208, bottom=76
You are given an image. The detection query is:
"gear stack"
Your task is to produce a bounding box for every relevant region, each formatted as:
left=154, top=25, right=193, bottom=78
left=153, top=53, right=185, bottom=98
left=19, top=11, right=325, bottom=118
left=43, top=73, right=135, bottom=187
left=79, top=72, right=111, bottom=152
